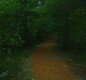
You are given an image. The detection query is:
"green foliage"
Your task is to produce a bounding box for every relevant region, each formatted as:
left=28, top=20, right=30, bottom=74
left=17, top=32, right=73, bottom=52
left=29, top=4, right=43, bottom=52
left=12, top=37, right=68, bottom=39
left=0, top=0, right=86, bottom=51
left=0, top=14, right=24, bottom=51
left=68, top=8, right=86, bottom=50
left=0, top=0, right=38, bottom=51
left=1, top=0, right=86, bottom=79
left=0, top=50, right=31, bottom=80
left=45, top=0, right=86, bottom=50
left=0, top=0, right=21, bottom=14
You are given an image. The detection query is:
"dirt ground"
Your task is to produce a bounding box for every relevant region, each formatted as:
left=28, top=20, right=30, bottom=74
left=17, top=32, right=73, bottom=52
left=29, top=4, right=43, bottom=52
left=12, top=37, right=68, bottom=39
left=29, top=39, right=79, bottom=80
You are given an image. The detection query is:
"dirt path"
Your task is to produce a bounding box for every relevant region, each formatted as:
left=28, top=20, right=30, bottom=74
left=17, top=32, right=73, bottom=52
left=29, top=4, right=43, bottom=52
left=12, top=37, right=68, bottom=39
left=29, top=39, right=77, bottom=80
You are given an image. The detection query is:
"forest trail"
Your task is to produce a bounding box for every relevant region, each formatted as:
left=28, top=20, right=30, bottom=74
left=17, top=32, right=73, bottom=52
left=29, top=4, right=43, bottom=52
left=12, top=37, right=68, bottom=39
left=29, top=39, right=77, bottom=80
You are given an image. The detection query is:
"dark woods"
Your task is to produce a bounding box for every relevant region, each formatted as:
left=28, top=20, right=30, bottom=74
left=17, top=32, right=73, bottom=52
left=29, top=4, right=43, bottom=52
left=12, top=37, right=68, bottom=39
left=0, top=0, right=86, bottom=52
left=0, top=0, right=86, bottom=80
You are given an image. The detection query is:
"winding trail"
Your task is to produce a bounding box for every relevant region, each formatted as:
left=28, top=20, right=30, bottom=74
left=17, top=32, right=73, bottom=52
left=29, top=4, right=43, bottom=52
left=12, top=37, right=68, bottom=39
left=29, top=39, right=77, bottom=80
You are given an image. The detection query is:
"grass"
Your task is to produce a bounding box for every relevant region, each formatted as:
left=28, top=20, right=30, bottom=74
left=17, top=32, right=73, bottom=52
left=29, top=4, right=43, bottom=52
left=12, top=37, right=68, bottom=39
left=0, top=40, right=44, bottom=80
left=0, top=49, right=32, bottom=80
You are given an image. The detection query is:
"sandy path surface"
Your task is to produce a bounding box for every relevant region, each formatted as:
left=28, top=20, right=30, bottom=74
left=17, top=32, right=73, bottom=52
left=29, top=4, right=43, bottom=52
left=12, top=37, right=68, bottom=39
left=29, top=39, right=77, bottom=80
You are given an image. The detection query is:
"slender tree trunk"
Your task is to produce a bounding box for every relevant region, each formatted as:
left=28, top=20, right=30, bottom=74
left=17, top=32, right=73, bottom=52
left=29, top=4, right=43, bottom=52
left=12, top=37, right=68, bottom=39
left=62, top=12, right=70, bottom=50
left=21, top=0, right=28, bottom=47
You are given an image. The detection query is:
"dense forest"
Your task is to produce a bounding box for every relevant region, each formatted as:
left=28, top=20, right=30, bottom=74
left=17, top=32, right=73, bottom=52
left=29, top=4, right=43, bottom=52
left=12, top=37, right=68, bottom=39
left=0, top=0, right=86, bottom=52
left=0, top=0, right=86, bottom=80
